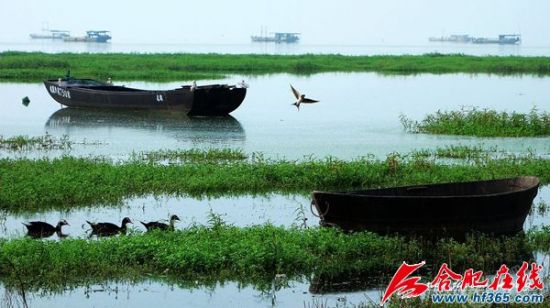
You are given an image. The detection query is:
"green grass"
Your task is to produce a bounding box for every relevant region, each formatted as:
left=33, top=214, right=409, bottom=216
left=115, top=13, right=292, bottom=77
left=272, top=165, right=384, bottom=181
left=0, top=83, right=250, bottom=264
left=0, top=134, right=72, bottom=151
left=0, top=134, right=106, bottom=151
left=401, top=107, right=550, bottom=137
left=411, top=145, right=498, bottom=160
left=3, top=52, right=550, bottom=81
left=131, top=148, right=247, bottom=163
left=0, top=224, right=546, bottom=291
left=0, top=152, right=549, bottom=212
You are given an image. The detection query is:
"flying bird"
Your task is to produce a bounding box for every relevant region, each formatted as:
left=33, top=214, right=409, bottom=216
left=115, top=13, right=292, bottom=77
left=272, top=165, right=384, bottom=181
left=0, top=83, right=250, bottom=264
left=290, top=84, right=319, bottom=110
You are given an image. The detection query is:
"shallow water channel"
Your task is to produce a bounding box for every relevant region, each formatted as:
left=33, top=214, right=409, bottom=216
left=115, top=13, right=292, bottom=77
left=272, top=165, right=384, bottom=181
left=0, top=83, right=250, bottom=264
left=0, top=278, right=382, bottom=308
left=1, top=72, right=549, bottom=160
left=1, top=189, right=549, bottom=239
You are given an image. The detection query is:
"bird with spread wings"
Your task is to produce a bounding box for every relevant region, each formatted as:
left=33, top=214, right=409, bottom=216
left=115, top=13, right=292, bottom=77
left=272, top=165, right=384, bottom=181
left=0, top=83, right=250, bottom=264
left=290, top=84, right=319, bottom=110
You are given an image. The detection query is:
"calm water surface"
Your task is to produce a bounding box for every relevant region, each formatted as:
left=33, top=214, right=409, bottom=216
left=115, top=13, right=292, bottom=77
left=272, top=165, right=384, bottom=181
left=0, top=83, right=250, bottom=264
left=0, top=278, right=381, bottom=308
left=1, top=41, right=550, bottom=56
left=1, top=73, right=549, bottom=160
left=1, top=188, right=548, bottom=238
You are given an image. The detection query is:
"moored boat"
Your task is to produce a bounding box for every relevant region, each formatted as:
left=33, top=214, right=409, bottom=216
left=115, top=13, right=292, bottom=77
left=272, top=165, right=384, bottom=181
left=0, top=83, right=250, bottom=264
left=44, top=76, right=247, bottom=116
left=311, top=176, right=539, bottom=236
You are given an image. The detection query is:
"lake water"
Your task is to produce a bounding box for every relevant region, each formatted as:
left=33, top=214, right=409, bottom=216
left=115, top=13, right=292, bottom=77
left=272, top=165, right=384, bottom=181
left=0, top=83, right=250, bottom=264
left=1, top=72, right=549, bottom=307
left=1, top=187, right=548, bottom=238
left=0, top=278, right=383, bottom=308
left=2, top=41, right=550, bottom=56
left=1, top=73, right=549, bottom=160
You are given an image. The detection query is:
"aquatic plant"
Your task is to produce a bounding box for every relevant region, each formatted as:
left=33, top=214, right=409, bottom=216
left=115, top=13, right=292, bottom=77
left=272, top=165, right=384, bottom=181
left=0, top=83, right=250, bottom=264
left=131, top=148, right=247, bottom=163
left=0, top=225, right=544, bottom=291
left=411, top=145, right=497, bottom=160
left=0, top=134, right=72, bottom=151
left=0, top=134, right=105, bottom=151
left=3, top=52, right=550, bottom=82
left=401, top=107, right=550, bottom=137
left=0, top=152, right=549, bottom=212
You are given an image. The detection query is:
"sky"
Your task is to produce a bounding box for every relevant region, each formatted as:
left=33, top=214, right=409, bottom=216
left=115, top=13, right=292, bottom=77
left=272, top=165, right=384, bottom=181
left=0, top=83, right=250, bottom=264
left=1, top=0, right=549, bottom=45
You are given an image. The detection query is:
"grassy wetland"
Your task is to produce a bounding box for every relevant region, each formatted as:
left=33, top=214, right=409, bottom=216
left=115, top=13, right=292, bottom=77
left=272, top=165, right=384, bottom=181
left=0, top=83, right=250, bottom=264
left=1, top=150, right=550, bottom=212
left=0, top=223, right=547, bottom=290
left=3, top=52, right=550, bottom=81
left=401, top=107, right=550, bottom=137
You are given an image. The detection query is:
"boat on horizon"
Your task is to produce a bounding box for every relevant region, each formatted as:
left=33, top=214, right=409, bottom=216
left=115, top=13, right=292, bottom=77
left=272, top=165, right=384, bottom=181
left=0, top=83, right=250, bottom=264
left=428, top=34, right=473, bottom=43
left=29, top=29, right=70, bottom=40
left=429, top=34, right=521, bottom=45
left=44, top=76, right=247, bottom=116
left=472, top=34, right=521, bottom=45
left=311, top=176, right=539, bottom=237
left=64, top=30, right=112, bottom=43
left=251, top=32, right=300, bottom=43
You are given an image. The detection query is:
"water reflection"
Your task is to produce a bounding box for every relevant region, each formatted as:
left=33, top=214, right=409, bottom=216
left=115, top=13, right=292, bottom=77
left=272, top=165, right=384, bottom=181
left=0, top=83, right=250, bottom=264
left=309, top=235, right=535, bottom=295
left=0, top=277, right=376, bottom=308
left=45, top=108, right=245, bottom=144
left=26, top=230, right=68, bottom=239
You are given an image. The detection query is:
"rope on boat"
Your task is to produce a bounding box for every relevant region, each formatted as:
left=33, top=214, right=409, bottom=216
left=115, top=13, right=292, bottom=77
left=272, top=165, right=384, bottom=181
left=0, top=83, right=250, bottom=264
left=310, top=200, right=330, bottom=218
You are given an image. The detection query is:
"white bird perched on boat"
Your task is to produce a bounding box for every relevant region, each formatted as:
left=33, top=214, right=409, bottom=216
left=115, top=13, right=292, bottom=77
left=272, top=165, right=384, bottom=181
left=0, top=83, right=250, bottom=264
left=190, top=80, right=197, bottom=92
left=290, top=84, right=319, bottom=111
left=237, top=80, right=249, bottom=88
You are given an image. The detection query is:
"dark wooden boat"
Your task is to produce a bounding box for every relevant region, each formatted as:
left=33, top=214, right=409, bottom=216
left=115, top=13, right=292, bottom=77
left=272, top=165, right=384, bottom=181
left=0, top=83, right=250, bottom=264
left=311, top=176, right=540, bottom=236
left=44, top=77, right=246, bottom=116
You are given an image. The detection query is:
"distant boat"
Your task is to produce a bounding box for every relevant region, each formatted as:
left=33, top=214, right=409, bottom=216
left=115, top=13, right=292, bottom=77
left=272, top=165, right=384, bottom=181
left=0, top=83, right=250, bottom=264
left=251, top=32, right=300, bottom=43
left=29, top=29, right=70, bottom=40
left=429, top=34, right=521, bottom=45
left=44, top=76, right=246, bottom=115
left=428, top=34, right=473, bottom=43
left=472, top=34, right=521, bottom=45
left=311, top=176, right=539, bottom=236
left=64, top=30, right=112, bottom=43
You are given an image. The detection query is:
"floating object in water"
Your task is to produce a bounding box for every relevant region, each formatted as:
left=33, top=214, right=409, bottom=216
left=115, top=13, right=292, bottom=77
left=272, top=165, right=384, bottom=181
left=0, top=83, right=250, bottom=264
left=311, top=176, right=540, bottom=237
left=22, top=96, right=30, bottom=106
left=290, top=84, right=319, bottom=111
left=87, top=217, right=132, bottom=236
left=141, top=214, right=180, bottom=231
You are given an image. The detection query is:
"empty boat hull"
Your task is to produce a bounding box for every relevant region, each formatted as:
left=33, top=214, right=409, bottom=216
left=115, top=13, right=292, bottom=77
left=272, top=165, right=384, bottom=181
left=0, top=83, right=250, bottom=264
left=311, top=176, right=540, bottom=236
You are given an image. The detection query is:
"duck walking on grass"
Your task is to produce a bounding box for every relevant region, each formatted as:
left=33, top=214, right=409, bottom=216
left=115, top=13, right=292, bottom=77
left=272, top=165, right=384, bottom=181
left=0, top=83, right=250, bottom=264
left=141, top=215, right=180, bottom=231
left=290, top=84, right=319, bottom=111
left=23, top=219, right=69, bottom=238
left=87, top=217, right=132, bottom=236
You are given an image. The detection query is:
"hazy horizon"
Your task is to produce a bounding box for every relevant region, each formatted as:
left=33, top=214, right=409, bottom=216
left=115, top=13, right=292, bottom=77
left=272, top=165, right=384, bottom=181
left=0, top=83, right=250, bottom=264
left=1, top=0, right=549, bottom=46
